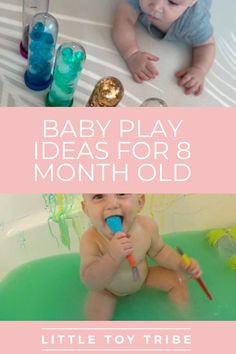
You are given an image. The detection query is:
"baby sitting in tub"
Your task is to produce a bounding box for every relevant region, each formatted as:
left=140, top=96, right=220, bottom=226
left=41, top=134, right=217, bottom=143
left=112, top=0, right=215, bottom=95
left=80, top=194, right=201, bottom=320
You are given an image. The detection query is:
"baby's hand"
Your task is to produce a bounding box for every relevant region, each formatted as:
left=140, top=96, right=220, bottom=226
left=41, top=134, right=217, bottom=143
left=126, top=51, right=159, bottom=83
left=108, top=232, right=133, bottom=262
left=180, top=258, right=202, bottom=279
left=175, top=67, right=205, bottom=96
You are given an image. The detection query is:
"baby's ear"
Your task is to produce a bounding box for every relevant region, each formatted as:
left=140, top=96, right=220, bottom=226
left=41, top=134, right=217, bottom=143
left=138, top=194, right=145, bottom=211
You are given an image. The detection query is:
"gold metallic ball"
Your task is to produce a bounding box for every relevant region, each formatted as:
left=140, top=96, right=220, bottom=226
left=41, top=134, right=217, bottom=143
left=87, top=77, right=124, bottom=107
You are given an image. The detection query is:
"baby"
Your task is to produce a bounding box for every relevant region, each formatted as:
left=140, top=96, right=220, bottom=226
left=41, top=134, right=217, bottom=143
left=80, top=194, right=201, bottom=320
left=112, top=0, right=215, bottom=95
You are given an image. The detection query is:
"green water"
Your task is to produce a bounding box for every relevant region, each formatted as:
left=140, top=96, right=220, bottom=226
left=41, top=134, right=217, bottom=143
left=0, top=230, right=235, bottom=320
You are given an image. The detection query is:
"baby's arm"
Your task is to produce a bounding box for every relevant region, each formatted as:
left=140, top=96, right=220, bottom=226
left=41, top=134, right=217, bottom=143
left=152, top=243, right=202, bottom=278
left=112, top=2, right=159, bottom=83
left=176, top=37, right=215, bottom=95
left=80, top=230, right=133, bottom=290
left=148, top=222, right=201, bottom=278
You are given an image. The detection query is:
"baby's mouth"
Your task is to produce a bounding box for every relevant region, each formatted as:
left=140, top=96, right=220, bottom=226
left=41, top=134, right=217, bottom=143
left=105, top=215, right=123, bottom=223
left=119, top=215, right=124, bottom=225
left=148, top=14, right=161, bottom=21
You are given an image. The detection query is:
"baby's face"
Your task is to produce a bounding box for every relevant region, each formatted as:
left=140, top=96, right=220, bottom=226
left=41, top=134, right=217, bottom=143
left=82, top=194, right=145, bottom=238
left=139, top=0, right=196, bottom=24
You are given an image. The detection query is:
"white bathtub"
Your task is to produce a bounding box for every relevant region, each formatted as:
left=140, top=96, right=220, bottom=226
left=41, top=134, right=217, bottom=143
left=1, top=194, right=236, bottom=282
left=0, top=209, right=80, bottom=282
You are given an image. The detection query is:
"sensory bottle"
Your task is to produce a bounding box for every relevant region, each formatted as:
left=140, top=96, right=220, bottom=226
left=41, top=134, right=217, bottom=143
left=46, top=42, right=86, bottom=106
left=24, top=12, right=58, bottom=91
left=86, top=77, right=124, bottom=107
left=20, top=0, right=49, bottom=58
left=140, top=97, right=168, bottom=107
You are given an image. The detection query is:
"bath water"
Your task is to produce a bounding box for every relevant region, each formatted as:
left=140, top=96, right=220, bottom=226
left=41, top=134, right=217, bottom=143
left=0, top=230, right=235, bottom=320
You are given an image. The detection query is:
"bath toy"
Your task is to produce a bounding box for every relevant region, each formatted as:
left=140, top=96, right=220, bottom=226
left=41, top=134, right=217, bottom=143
left=43, top=194, right=83, bottom=248
left=24, top=13, right=58, bottom=91
left=106, top=215, right=140, bottom=281
left=86, top=77, right=124, bottom=106
left=46, top=193, right=71, bottom=248
left=207, top=226, right=236, bottom=270
left=140, top=97, right=168, bottom=107
left=46, top=42, right=86, bottom=106
left=177, top=247, right=213, bottom=301
left=20, top=0, right=49, bottom=58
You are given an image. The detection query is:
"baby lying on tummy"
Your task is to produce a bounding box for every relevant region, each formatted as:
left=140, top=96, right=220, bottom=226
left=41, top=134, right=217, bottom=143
left=112, top=0, right=215, bottom=95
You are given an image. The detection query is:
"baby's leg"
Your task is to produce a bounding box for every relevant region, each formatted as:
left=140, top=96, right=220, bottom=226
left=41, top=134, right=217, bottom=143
left=145, top=266, right=188, bottom=306
left=85, top=289, right=117, bottom=320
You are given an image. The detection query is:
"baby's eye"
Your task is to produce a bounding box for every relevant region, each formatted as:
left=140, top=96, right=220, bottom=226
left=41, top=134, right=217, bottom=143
left=117, top=193, right=131, bottom=198
left=92, top=194, right=104, bottom=200
left=168, top=0, right=179, bottom=5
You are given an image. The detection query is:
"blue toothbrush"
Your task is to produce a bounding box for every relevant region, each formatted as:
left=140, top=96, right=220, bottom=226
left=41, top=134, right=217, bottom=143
left=106, top=215, right=140, bottom=281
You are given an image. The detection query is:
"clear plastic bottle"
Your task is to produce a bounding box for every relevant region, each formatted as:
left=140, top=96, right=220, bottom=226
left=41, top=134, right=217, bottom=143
left=46, top=42, right=86, bottom=106
left=24, top=12, right=58, bottom=91
left=140, top=97, right=168, bottom=107
left=20, top=0, right=50, bottom=58
left=208, top=228, right=236, bottom=270
left=216, top=235, right=236, bottom=261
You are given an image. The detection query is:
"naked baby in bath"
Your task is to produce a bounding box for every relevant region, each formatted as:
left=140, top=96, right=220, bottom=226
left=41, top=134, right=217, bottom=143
left=80, top=194, right=201, bottom=320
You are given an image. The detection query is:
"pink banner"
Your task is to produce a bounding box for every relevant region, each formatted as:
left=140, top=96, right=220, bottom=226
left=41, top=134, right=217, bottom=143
left=0, top=107, right=235, bottom=193
left=0, top=321, right=235, bottom=354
